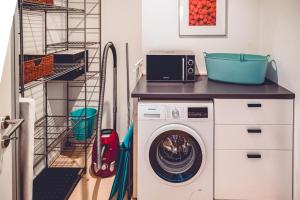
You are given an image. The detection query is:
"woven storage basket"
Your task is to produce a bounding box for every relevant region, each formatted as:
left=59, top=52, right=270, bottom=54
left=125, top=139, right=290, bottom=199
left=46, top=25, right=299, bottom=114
left=23, top=55, right=54, bottom=84
left=24, top=0, right=54, bottom=5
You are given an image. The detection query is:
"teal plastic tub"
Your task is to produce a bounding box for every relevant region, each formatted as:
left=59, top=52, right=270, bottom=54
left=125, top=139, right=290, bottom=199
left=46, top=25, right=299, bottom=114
left=70, top=108, right=97, bottom=141
left=204, top=53, right=270, bottom=85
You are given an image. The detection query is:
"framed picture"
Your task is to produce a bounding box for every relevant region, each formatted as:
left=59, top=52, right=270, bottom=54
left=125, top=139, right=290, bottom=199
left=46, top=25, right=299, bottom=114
left=179, top=0, right=227, bottom=36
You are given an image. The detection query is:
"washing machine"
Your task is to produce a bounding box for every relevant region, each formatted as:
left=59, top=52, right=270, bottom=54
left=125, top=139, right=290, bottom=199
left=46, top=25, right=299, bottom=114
left=138, top=101, right=214, bottom=200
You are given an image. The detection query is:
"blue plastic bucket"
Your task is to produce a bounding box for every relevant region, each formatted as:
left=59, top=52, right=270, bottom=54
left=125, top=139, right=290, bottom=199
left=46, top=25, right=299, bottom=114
left=70, top=108, right=97, bottom=141
left=204, top=53, right=270, bottom=85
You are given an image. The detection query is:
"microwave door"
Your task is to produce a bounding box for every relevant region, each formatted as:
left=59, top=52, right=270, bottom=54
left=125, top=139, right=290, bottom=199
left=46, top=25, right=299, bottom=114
left=148, top=56, right=184, bottom=81
left=162, top=56, right=183, bottom=81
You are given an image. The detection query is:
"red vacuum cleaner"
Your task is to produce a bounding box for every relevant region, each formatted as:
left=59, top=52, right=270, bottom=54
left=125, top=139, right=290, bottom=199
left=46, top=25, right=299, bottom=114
left=91, top=42, right=119, bottom=178
left=92, top=129, right=119, bottom=177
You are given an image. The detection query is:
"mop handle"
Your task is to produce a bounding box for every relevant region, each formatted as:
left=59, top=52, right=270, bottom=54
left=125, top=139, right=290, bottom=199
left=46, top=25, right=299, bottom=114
left=126, top=43, right=131, bottom=127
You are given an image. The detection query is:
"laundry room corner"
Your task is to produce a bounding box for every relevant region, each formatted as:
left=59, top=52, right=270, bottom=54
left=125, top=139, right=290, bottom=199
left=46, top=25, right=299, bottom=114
left=1, top=0, right=300, bottom=200
left=101, top=0, right=142, bottom=139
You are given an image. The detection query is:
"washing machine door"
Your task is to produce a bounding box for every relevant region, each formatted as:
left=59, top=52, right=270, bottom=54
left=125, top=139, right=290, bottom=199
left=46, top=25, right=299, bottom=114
left=147, top=124, right=206, bottom=184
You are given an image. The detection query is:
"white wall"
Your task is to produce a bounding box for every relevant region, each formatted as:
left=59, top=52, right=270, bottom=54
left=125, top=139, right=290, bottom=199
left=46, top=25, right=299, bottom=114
left=0, top=0, right=16, bottom=81
left=0, top=42, right=13, bottom=200
left=258, top=1, right=300, bottom=199
left=142, top=0, right=261, bottom=74
left=102, top=0, right=142, bottom=137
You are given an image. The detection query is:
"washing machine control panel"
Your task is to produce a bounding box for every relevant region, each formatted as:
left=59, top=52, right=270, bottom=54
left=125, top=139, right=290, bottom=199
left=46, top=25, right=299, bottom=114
left=166, top=106, right=208, bottom=120
left=167, top=106, right=185, bottom=119
left=188, top=107, right=208, bottom=118
left=171, top=108, right=180, bottom=119
left=139, top=102, right=212, bottom=121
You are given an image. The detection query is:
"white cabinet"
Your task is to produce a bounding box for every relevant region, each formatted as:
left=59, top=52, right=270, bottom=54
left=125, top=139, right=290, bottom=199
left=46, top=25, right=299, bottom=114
left=214, top=99, right=293, bottom=200
left=215, top=150, right=293, bottom=200
left=215, top=99, right=293, bottom=125
left=215, top=125, right=293, bottom=150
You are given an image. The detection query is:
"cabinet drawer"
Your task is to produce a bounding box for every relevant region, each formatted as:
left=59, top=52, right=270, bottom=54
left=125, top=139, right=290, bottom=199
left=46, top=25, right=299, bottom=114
left=215, top=125, right=293, bottom=150
left=215, top=99, right=293, bottom=125
left=215, top=150, right=292, bottom=200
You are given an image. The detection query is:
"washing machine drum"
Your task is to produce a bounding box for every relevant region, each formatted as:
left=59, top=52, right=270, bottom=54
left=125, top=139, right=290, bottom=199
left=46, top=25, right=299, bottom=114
left=148, top=129, right=204, bottom=184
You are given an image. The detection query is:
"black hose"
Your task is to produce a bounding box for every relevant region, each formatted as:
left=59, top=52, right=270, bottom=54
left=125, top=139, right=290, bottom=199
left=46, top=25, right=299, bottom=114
left=95, top=42, right=117, bottom=170
left=97, top=42, right=117, bottom=131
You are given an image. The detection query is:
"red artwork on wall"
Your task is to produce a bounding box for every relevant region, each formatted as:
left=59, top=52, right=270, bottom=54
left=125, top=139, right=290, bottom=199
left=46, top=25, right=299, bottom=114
left=189, top=0, right=217, bottom=26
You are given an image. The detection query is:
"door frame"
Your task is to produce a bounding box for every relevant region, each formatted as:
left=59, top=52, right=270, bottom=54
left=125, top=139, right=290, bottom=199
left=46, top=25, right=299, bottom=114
left=12, top=11, right=20, bottom=200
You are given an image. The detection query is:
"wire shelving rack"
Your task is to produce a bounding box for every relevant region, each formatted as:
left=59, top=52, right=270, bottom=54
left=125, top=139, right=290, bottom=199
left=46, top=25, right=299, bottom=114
left=18, top=0, right=101, bottom=198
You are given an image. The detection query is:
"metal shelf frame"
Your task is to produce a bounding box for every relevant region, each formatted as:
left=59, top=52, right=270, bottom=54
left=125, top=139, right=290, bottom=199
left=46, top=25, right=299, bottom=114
left=18, top=0, right=101, bottom=199
left=22, top=1, right=85, bottom=13
left=47, top=41, right=100, bottom=49
left=22, top=63, right=85, bottom=90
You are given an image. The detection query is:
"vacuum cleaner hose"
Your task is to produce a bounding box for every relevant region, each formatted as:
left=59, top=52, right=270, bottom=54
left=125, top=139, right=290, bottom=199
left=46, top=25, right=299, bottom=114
left=95, top=42, right=117, bottom=171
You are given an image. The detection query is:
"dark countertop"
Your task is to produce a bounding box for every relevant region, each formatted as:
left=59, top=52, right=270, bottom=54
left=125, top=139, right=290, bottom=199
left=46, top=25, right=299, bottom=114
left=131, top=75, right=295, bottom=99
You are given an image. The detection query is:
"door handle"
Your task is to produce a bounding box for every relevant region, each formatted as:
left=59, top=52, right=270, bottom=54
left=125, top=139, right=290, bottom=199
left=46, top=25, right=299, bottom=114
left=247, top=128, right=262, bottom=134
left=247, top=154, right=262, bottom=159
left=247, top=103, right=262, bottom=108
left=182, top=58, right=185, bottom=81
left=1, top=116, right=24, bottom=148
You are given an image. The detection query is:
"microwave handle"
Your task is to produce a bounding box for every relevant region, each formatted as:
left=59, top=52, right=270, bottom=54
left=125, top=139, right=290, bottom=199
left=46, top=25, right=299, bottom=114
left=182, top=58, right=185, bottom=81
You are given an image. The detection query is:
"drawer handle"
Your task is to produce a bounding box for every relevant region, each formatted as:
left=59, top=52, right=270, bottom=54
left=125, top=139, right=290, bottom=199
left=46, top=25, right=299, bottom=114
left=247, top=129, right=262, bottom=134
left=247, top=103, right=262, bottom=108
left=247, top=154, right=262, bottom=159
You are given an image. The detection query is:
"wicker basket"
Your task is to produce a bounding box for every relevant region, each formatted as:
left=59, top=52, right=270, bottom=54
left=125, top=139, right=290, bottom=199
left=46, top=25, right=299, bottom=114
left=45, top=0, right=54, bottom=5
left=24, top=0, right=54, bottom=5
left=23, top=55, right=54, bottom=84
left=24, top=0, right=45, bottom=4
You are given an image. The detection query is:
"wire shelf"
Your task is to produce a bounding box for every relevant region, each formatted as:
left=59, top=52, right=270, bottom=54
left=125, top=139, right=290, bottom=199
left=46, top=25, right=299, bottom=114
left=22, top=63, right=85, bottom=91
left=50, top=71, right=100, bottom=83
left=34, top=116, right=96, bottom=151
left=33, top=115, right=97, bottom=166
left=47, top=41, right=100, bottom=49
left=22, top=1, right=85, bottom=13
left=19, top=0, right=102, bottom=196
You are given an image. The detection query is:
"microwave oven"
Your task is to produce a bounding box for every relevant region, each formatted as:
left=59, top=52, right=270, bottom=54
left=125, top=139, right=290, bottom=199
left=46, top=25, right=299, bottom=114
left=146, top=50, right=196, bottom=82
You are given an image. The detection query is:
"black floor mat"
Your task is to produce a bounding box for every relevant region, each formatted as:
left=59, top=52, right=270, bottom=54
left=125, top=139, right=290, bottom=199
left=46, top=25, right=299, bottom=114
left=33, top=168, right=82, bottom=200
